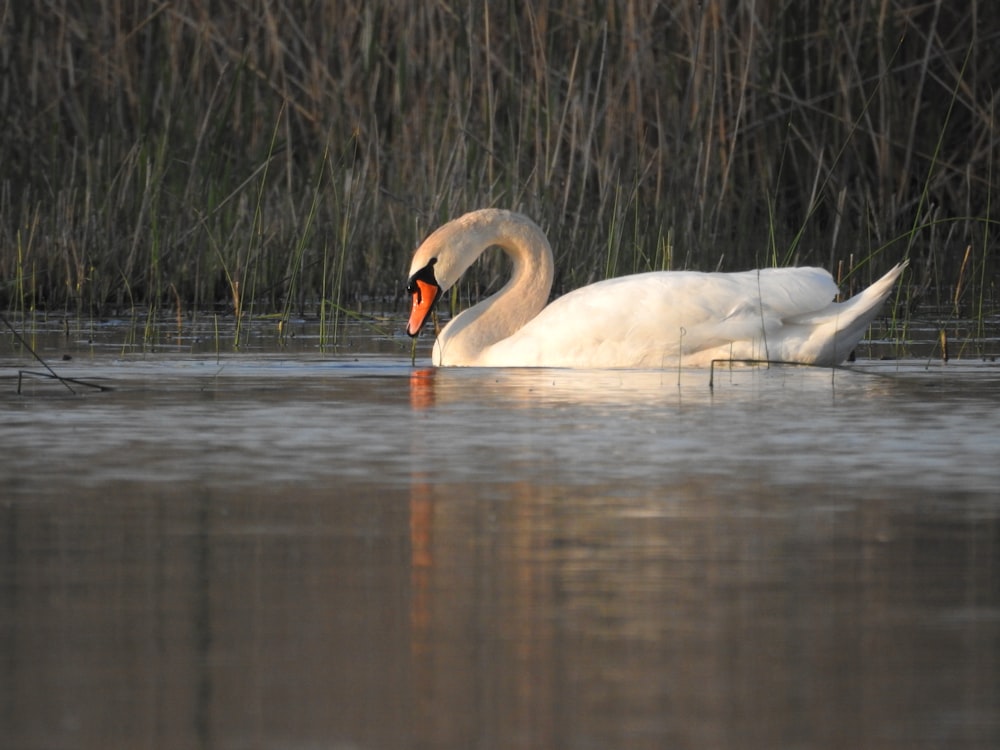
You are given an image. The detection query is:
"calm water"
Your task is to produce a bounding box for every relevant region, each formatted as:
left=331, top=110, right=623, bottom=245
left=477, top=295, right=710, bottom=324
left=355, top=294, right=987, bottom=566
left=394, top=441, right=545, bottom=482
left=2, top=321, right=1000, bottom=749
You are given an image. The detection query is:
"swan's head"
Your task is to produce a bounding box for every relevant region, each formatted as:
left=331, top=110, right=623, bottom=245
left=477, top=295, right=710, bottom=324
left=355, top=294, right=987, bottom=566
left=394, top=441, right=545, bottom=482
left=405, top=211, right=510, bottom=337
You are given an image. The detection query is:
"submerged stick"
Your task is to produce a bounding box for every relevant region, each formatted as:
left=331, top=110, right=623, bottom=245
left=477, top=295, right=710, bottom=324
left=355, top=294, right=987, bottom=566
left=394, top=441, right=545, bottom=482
left=2, top=313, right=112, bottom=394
left=1, top=312, right=76, bottom=394
left=17, top=370, right=112, bottom=394
left=708, top=358, right=833, bottom=389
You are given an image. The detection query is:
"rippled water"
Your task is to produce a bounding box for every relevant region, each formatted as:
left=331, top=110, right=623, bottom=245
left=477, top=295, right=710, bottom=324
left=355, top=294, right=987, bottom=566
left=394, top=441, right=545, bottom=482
left=2, top=322, right=999, bottom=749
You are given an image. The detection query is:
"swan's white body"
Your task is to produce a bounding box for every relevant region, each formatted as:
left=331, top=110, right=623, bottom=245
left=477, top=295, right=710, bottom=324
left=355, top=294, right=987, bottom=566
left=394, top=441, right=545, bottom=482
left=406, top=209, right=906, bottom=368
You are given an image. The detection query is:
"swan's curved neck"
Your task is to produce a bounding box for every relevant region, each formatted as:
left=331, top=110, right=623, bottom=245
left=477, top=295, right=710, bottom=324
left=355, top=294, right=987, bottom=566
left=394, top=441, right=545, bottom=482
left=434, top=211, right=554, bottom=365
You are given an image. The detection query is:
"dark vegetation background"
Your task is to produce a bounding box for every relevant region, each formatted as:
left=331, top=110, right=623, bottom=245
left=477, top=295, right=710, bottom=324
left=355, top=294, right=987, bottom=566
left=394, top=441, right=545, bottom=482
left=1, top=1, right=996, bottom=323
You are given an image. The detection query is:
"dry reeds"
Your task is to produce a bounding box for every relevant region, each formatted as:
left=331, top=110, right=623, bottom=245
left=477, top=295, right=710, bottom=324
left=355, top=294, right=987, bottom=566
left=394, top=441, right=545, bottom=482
left=0, top=1, right=996, bottom=330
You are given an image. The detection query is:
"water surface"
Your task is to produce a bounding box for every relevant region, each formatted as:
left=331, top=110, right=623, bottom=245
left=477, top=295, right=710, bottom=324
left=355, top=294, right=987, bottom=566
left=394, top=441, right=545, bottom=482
left=2, top=331, right=999, bottom=749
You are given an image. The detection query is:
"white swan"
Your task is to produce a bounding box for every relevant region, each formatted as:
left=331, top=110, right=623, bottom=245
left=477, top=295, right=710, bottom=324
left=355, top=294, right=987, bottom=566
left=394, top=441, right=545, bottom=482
left=405, top=209, right=907, bottom=368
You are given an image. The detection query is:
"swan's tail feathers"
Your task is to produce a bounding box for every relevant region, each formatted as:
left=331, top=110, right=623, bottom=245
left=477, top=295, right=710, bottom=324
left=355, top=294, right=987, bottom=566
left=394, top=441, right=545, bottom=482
left=783, top=260, right=907, bottom=365
left=837, top=260, right=908, bottom=326
left=823, top=260, right=908, bottom=364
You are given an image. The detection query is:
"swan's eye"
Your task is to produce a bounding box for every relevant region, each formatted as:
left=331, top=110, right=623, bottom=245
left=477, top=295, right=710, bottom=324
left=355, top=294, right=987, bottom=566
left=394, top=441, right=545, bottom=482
left=406, top=260, right=440, bottom=302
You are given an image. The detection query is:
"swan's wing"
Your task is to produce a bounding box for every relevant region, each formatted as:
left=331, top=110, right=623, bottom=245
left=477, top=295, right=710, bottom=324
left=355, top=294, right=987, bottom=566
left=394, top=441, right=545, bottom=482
left=545, top=268, right=838, bottom=334
left=725, top=267, right=838, bottom=319
left=645, top=268, right=839, bottom=361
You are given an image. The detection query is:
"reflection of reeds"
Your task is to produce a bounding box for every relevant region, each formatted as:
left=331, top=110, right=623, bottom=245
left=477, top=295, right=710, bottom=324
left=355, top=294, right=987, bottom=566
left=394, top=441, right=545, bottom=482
left=0, top=1, right=995, bottom=341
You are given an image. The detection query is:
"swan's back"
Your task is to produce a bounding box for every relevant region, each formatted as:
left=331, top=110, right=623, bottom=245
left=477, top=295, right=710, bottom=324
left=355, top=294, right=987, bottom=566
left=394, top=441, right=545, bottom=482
left=472, top=264, right=905, bottom=368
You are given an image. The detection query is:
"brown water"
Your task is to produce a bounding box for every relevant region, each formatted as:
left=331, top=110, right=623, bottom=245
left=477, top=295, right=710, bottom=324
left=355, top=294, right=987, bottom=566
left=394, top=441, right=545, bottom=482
left=2, top=324, right=1000, bottom=749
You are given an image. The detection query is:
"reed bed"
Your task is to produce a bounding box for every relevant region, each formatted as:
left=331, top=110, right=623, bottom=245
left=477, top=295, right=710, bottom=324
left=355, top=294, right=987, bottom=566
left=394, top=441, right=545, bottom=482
left=1, top=1, right=997, bottom=344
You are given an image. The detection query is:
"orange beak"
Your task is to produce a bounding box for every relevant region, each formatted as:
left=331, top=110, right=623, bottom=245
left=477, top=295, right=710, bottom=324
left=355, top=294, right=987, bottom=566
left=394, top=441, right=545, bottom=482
left=406, top=278, right=440, bottom=337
